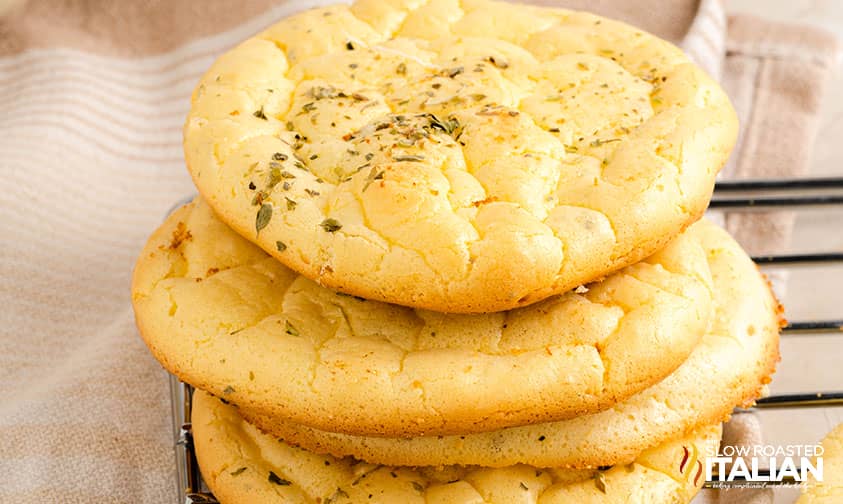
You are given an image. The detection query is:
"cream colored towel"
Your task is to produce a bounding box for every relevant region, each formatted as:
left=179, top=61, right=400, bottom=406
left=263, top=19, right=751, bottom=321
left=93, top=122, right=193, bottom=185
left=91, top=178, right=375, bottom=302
left=0, top=1, right=836, bottom=502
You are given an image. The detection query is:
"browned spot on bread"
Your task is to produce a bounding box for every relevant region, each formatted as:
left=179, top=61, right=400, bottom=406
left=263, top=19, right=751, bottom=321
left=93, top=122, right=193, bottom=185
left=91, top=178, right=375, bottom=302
left=169, top=221, right=193, bottom=250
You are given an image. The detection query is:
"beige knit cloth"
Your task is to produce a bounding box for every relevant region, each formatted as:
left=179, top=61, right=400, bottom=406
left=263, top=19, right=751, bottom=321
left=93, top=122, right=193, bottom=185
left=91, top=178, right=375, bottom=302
left=0, top=1, right=837, bottom=503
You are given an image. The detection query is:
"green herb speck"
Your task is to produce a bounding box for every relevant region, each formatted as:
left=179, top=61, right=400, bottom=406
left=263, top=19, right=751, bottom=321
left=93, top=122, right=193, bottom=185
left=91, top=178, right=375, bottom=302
left=255, top=204, right=272, bottom=233
left=320, top=218, right=342, bottom=233
left=445, top=66, right=464, bottom=78
left=268, top=471, right=291, bottom=486
left=393, top=154, right=425, bottom=162
left=590, top=138, right=621, bottom=148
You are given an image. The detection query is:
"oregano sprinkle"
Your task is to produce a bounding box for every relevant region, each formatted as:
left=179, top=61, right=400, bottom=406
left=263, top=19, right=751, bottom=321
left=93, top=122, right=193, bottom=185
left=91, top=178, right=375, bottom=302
left=393, top=154, right=425, bottom=162
left=320, top=218, right=342, bottom=233
left=268, top=471, right=291, bottom=486
left=255, top=204, right=272, bottom=233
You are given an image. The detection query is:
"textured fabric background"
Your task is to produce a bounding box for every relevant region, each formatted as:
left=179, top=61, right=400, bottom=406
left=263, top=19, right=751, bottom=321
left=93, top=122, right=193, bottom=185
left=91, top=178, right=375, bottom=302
left=0, top=1, right=836, bottom=502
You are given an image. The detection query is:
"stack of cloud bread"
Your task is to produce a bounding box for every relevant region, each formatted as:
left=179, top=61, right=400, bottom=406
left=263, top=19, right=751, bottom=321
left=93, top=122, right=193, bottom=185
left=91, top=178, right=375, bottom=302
left=131, top=1, right=784, bottom=502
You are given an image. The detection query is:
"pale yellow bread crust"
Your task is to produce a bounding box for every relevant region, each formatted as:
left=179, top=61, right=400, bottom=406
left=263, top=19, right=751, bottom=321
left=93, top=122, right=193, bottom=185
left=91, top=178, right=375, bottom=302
left=192, top=389, right=721, bottom=504
left=183, top=0, right=738, bottom=313
left=132, top=198, right=713, bottom=436
left=237, top=221, right=782, bottom=468
left=797, top=423, right=843, bottom=503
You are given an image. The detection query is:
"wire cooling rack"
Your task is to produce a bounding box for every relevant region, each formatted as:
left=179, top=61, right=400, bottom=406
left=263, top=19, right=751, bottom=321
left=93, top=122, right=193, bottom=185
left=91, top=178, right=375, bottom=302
left=168, top=177, right=843, bottom=503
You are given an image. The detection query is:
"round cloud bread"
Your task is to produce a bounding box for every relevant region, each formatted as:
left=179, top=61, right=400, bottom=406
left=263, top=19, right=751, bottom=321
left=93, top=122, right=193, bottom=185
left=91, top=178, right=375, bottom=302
left=183, top=0, right=738, bottom=313
left=192, top=389, right=720, bottom=504
left=132, top=198, right=712, bottom=437
left=797, top=423, right=843, bottom=503
left=239, top=221, right=782, bottom=468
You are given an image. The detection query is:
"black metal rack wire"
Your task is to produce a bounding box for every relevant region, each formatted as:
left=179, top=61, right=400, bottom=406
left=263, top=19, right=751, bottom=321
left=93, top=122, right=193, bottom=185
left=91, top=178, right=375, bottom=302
left=169, top=177, right=843, bottom=502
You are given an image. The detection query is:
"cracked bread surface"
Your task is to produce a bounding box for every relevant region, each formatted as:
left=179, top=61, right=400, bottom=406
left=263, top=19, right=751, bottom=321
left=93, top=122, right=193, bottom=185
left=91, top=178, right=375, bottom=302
left=192, top=389, right=720, bottom=504
left=131, top=198, right=713, bottom=436
left=183, top=0, right=737, bottom=313
left=237, top=220, right=781, bottom=467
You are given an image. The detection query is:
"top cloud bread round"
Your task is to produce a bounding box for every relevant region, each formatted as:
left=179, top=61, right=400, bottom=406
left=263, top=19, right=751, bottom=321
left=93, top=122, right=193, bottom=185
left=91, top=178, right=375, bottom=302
left=184, top=0, right=738, bottom=313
